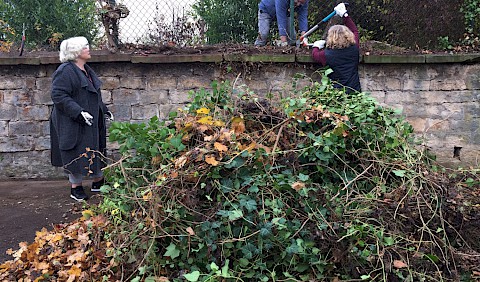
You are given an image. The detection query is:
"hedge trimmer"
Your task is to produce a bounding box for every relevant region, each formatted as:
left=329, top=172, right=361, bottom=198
left=297, top=3, right=348, bottom=48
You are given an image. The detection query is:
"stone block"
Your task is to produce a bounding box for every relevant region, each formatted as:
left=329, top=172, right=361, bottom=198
left=385, top=91, right=418, bottom=105
left=36, top=77, right=52, bottom=93
left=132, top=104, right=159, bottom=120
left=32, top=90, right=53, bottom=105
left=158, top=105, right=176, bottom=119
left=0, top=121, right=7, bottom=136
left=430, top=79, right=467, bottom=91
left=169, top=90, right=191, bottom=104
left=147, top=77, right=177, bottom=90
left=177, top=76, right=212, bottom=90
left=9, top=121, right=43, bottom=136
left=110, top=104, right=132, bottom=121
left=406, top=117, right=427, bottom=133
left=403, top=80, right=431, bottom=91
left=3, top=89, right=33, bottom=106
left=0, top=104, right=17, bottom=121
left=34, top=136, right=51, bottom=150
left=101, top=77, right=120, bottom=90
left=0, top=136, right=34, bottom=152
left=140, top=90, right=169, bottom=104
left=120, top=77, right=146, bottom=89
left=384, top=77, right=403, bottom=91
left=0, top=77, right=26, bottom=90
left=102, top=90, right=112, bottom=104
left=441, top=103, right=465, bottom=119
left=424, top=118, right=451, bottom=132
left=368, top=91, right=386, bottom=104
left=17, top=105, right=50, bottom=121
left=112, top=89, right=140, bottom=105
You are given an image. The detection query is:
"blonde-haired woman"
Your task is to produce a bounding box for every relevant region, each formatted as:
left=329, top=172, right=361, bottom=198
left=49, top=36, right=113, bottom=201
left=311, top=3, right=361, bottom=93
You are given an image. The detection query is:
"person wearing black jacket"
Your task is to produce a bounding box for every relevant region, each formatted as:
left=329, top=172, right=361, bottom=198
left=49, top=36, right=113, bottom=201
left=311, top=3, right=361, bottom=93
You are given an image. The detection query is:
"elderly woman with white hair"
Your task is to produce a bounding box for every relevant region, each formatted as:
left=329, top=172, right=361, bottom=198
left=49, top=36, right=113, bottom=201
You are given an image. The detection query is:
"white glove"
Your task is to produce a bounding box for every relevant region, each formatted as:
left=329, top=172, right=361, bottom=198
left=79, top=111, right=93, bottom=126
left=301, top=37, right=309, bottom=46
left=105, top=111, right=114, bottom=121
left=334, top=3, right=348, bottom=17
left=313, top=40, right=326, bottom=49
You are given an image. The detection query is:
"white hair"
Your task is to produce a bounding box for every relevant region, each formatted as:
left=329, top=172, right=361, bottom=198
left=59, top=36, right=89, bottom=63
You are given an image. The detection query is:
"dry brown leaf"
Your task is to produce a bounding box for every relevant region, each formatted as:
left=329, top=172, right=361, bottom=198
left=291, top=182, right=305, bottom=191
left=205, top=155, right=219, bottom=166
left=393, top=260, right=408, bottom=269
left=231, top=117, right=246, bottom=134
left=175, top=155, right=188, bottom=168
left=186, top=227, right=195, bottom=236
left=214, top=142, right=228, bottom=152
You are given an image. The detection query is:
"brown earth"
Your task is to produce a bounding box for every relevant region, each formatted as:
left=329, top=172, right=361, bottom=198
left=1, top=40, right=473, bottom=59
left=0, top=179, right=101, bottom=263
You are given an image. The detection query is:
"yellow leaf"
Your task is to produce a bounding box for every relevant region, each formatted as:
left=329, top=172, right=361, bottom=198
left=67, top=264, right=82, bottom=279
left=214, top=142, right=228, bottom=152
left=213, top=120, right=225, bottom=127
left=196, top=107, right=210, bottom=115
left=205, top=155, right=219, bottom=166
left=198, top=116, right=213, bottom=125
left=143, top=191, right=153, bottom=201
left=82, top=210, right=94, bottom=220
left=51, top=234, right=63, bottom=243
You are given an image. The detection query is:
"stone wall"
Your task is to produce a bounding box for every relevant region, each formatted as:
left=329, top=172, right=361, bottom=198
left=0, top=53, right=479, bottom=179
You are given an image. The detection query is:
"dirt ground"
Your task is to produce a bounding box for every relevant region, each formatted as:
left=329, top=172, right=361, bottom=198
left=0, top=40, right=464, bottom=60
left=0, top=179, right=101, bottom=263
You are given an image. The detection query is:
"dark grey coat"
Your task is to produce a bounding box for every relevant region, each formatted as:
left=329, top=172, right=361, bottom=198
left=49, top=62, right=109, bottom=176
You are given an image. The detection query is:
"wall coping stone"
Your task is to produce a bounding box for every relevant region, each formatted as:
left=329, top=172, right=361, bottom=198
left=1, top=52, right=479, bottom=66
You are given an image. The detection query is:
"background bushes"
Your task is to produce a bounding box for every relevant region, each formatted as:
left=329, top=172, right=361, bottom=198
left=0, top=0, right=99, bottom=50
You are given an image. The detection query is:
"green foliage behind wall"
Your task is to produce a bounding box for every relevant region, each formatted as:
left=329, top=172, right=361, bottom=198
left=0, top=0, right=99, bottom=49
left=192, top=0, right=257, bottom=44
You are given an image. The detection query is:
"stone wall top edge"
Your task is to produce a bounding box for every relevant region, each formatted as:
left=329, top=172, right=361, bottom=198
left=1, top=52, right=479, bottom=65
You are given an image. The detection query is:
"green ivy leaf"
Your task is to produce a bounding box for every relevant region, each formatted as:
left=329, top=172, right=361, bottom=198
left=393, top=170, right=406, bottom=177
left=184, top=271, right=200, bottom=281
left=164, top=243, right=180, bottom=259
left=229, top=210, right=243, bottom=221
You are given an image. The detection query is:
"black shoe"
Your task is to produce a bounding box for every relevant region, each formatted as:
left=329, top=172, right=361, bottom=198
left=70, top=186, right=89, bottom=202
left=91, top=178, right=105, bottom=192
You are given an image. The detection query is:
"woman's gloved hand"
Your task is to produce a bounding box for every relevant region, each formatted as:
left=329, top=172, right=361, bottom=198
left=76, top=111, right=93, bottom=126
left=313, top=40, right=326, bottom=49
left=334, top=3, right=348, bottom=17
left=105, top=111, right=114, bottom=121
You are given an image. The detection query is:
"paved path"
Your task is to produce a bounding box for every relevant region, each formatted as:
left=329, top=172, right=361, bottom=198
left=0, top=179, right=100, bottom=263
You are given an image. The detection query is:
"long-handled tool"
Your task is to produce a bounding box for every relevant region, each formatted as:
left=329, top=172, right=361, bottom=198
left=298, top=3, right=349, bottom=47
left=19, top=23, right=25, bottom=56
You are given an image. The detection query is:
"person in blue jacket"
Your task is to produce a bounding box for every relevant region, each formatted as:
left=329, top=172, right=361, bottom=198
left=254, top=0, right=309, bottom=46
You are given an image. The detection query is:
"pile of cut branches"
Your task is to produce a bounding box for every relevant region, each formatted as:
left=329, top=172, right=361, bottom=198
left=1, top=72, right=479, bottom=281
left=97, top=73, right=480, bottom=281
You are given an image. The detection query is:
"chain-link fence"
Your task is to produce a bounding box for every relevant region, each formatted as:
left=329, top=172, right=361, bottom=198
left=0, top=0, right=477, bottom=51
left=115, top=0, right=198, bottom=45
left=111, top=0, right=323, bottom=47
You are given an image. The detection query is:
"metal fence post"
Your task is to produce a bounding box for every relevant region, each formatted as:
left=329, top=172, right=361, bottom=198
left=290, top=0, right=295, bottom=43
